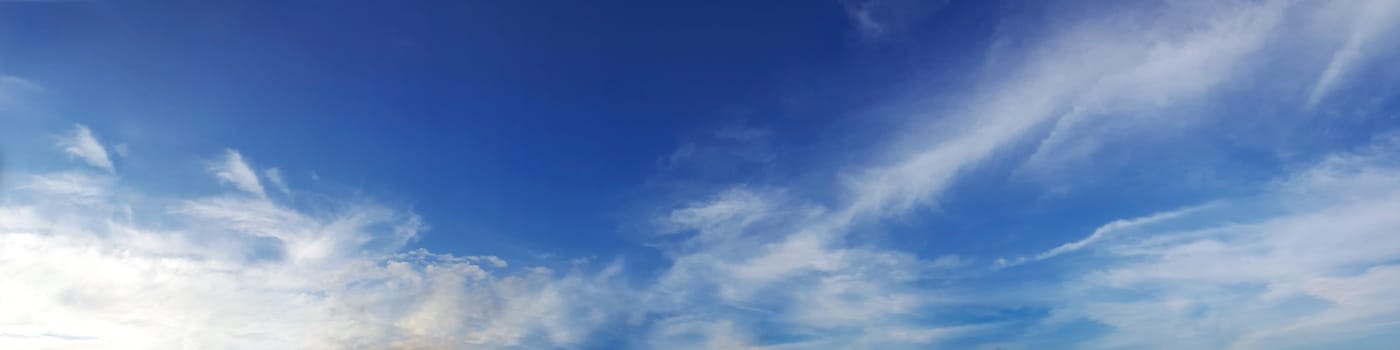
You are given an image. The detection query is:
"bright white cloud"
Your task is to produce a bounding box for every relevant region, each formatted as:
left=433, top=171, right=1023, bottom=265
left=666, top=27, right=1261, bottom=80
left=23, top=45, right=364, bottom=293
left=5, top=1, right=1399, bottom=349
left=210, top=149, right=265, bottom=197
left=0, top=145, right=625, bottom=350
left=57, top=124, right=114, bottom=172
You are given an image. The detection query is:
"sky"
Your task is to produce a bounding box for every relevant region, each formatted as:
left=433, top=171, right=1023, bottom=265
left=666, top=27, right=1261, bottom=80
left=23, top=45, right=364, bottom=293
left=2, top=0, right=1400, bottom=349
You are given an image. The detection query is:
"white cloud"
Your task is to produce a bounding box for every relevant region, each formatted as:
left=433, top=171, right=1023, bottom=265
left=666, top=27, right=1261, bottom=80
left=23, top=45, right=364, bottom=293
left=1305, top=0, right=1400, bottom=108
left=0, top=142, right=626, bottom=350
left=642, top=2, right=1400, bottom=348
left=57, top=124, right=114, bottom=172
left=210, top=149, right=265, bottom=197
left=19, top=172, right=112, bottom=201
left=263, top=167, right=290, bottom=195
left=1019, top=135, right=1400, bottom=349
left=633, top=5, right=1376, bottom=347
left=643, top=185, right=980, bottom=349
left=842, top=1, right=1292, bottom=218
left=632, top=8, right=1318, bottom=345
left=6, top=0, right=1399, bottom=348
left=997, top=202, right=1215, bottom=267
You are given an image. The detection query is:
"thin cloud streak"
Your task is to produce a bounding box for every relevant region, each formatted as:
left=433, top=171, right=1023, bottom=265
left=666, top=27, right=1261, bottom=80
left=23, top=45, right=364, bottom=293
left=996, top=202, right=1216, bottom=268
left=1305, top=0, right=1400, bottom=109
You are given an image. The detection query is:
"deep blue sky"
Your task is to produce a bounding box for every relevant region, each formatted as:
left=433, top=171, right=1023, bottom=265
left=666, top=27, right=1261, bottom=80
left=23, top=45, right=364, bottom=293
left=3, top=1, right=1400, bottom=349
left=1, top=0, right=1023, bottom=262
left=6, top=0, right=898, bottom=256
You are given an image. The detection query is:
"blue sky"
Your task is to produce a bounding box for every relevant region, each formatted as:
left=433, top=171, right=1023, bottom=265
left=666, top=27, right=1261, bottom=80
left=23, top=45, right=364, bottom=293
left=2, top=0, right=1400, bottom=349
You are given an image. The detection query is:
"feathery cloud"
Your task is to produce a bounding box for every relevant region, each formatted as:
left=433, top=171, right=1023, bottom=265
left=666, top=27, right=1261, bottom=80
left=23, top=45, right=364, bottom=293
left=210, top=149, right=265, bottom=197
left=263, top=167, right=290, bottom=195
left=57, top=124, right=114, bottom=172
left=1014, top=134, right=1400, bottom=349
left=0, top=141, right=626, bottom=350
left=1305, top=0, right=1400, bottom=109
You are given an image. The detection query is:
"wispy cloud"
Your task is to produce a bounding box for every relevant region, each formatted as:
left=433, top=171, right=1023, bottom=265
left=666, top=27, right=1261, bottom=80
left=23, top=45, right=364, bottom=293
left=997, top=203, right=1215, bottom=268
left=843, top=1, right=1290, bottom=218
left=1016, top=134, right=1400, bottom=349
left=0, top=75, right=39, bottom=110
left=56, top=124, right=114, bottom=172
left=643, top=1, right=1400, bottom=348
left=263, top=167, right=290, bottom=195
left=4, top=0, right=1399, bottom=348
left=1305, top=0, right=1400, bottom=109
left=1, top=135, right=627, bottom=349
left=209, top=149, right=265, bottom=197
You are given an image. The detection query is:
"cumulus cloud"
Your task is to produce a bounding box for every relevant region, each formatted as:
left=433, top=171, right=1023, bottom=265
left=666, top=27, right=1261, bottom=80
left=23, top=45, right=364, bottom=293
left=210, top=149, right=265, bottom=197
left=57, top=124, right=114, bottom=172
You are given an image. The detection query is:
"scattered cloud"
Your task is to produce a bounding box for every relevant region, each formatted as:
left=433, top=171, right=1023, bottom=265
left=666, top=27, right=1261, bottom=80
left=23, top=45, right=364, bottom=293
left=638, top=1, right=1400, bottom=347
left=4, top=0, right=1399, bottom=348
left=57, top=124, right=114, bottom=172
left=210, top=149, right=265, bottom=197
left=0, top=141, right=626, bottom=350
left=263, top=167, right=290, bottom=195
left=1013, top=134, right=1400, bottom=349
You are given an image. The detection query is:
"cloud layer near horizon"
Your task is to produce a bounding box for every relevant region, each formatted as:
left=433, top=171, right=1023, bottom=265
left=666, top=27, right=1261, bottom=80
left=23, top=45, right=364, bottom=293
left=3, top=132, right=627, bottom=349
left=3, top=0, right=1400, bottom=349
